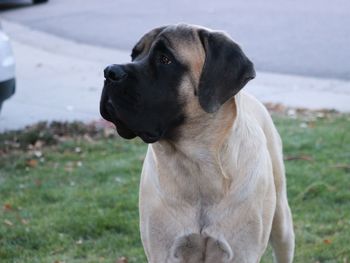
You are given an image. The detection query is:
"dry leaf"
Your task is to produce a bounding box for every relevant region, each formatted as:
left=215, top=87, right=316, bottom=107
left=323, top=239, right=332, bottom=244
left=3, top=203, right=13, bottom=211
left=27, top=159, right=38, bottom=167
left=116, top=257, right=128, bottom=263
left=4, top=219, right=13, bottom=226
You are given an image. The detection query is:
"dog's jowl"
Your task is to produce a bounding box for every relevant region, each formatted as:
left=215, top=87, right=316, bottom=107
left=100, top=24, right=295, bottom=263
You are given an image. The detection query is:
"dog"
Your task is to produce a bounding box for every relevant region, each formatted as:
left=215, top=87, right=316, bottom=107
left=100, top=24, right=295, bottom=263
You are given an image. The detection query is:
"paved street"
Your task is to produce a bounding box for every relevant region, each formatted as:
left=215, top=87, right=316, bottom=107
left=0, top=1, right=349, bottom=131
left=1, top=0, right=350, bottom=80
left=0, top=21, right=129, bottom=131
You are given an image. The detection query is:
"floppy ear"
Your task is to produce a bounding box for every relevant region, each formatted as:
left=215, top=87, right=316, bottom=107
left=198, top=30, right=256, bottom=113
left=131, top=26, right=167, bottom=61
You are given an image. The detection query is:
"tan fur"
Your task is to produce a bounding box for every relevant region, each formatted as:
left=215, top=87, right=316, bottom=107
left=135, top=24, right=294, bottom=263
left=132, top=26, right=167, bottom=61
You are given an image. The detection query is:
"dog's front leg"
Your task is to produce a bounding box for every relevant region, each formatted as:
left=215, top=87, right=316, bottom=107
left=270, top=197, right=295, bottom=263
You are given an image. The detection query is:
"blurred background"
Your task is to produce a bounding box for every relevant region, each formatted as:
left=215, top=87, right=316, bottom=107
left=0, top=0, right=349, bottom=130
left=0, top=1, right=349, bottom=263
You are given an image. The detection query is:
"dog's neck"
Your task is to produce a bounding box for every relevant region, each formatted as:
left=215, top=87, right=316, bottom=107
left=149, top=98, right=238, bottom=204
left=156, top=98, right=236, bottom=160
left=152, top=98, right=237, bottom=183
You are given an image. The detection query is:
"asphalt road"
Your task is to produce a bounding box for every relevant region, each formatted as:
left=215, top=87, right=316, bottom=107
left=1, top=0, right=350, bottom=80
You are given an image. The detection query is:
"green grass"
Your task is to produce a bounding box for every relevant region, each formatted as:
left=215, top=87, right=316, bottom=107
left=0, top=114, right=349, bottom=263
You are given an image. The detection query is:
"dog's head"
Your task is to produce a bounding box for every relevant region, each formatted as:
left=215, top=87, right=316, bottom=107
left=100, top=24, right=255, bottom=143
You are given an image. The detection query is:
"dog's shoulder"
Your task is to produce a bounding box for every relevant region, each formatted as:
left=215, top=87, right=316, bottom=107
left=238, top=91, right=273, bottom=127
left=238, top=91, right=282, bottom=144
left=238, top=92, right=287, bottom=194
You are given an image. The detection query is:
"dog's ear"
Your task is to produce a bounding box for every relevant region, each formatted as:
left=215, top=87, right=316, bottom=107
left=197, top=29, right=256, bottom=113
left=131, top=26, right=167, bottom=61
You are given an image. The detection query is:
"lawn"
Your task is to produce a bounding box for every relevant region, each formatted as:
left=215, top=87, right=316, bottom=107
left=0, top=112, right=349, bottom=263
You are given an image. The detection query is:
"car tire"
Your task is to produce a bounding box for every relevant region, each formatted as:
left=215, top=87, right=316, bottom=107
left=33, top=0, right=48, bottom=4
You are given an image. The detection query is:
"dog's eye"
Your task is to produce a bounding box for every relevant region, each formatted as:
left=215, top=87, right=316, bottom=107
left=159, top=55, right=172, bottom=65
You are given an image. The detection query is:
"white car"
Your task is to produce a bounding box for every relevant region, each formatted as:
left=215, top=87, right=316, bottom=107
left=0, top=22, right=15, bottom=112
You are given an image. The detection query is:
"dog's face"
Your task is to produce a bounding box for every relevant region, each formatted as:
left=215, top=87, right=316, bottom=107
left=100, top=24, right=255, bottom=143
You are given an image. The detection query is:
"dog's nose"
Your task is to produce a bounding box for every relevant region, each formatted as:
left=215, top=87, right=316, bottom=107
left=104, top=64, right=128, bottom=82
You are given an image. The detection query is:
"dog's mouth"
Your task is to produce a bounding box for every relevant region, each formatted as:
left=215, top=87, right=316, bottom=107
left=103, top=103, right=137, bottom=140
left=100, top=92, right=162, bottom=143
left=100, top=87, right=137, bottom=140
left=137, top=131, right=162, bottom=144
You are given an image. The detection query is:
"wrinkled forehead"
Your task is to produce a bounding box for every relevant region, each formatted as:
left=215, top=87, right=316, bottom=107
left=161, top=24, right=199, bottom=45
left=131, top=24, right=205, bottom=63
left=162, top=25, right=204, bottom=60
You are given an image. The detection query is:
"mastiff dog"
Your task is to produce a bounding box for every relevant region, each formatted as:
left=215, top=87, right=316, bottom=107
left=100, top=24, right=294, bottom=263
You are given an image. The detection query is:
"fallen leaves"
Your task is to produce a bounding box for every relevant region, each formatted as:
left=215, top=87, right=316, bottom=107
left=2, top=202, right=30, bottom=227
left=0, top=120, right=118, bottom=156
left=264, top=103, right=339, bottom=118
left=4, top=219, right=13, bottom=226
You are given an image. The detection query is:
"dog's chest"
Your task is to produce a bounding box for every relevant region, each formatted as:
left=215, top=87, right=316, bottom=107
left=159, top=154, right=228, bottom=206
left=142, top=138, right=274, bottom=262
